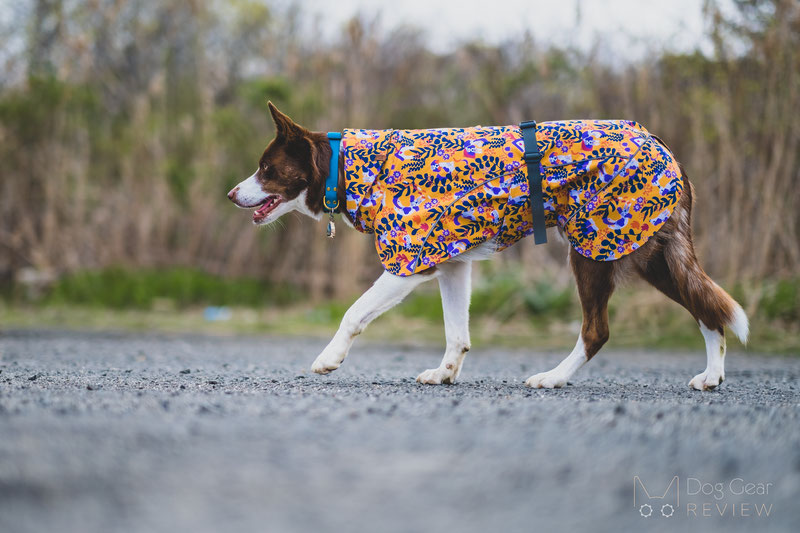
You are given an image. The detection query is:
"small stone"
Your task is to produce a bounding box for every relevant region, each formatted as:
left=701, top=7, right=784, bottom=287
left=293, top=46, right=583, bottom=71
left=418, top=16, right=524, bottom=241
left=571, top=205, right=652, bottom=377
left=207, top=380, right=219, bottom=385
left=86, top=384, right=96, bottom=391
left=180, top=369, right=191, bottom=374
left=28, top=374, right=39, bottom=381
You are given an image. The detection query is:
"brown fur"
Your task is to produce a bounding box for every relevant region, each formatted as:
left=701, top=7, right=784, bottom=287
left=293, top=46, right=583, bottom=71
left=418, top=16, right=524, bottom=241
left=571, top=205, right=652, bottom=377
left=570, top=249, right=614, bottom=361
left=567, top=168, right=739, bottom=360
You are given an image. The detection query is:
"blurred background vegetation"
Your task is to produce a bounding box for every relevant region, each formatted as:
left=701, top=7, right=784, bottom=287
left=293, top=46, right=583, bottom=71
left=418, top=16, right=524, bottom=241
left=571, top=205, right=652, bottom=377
left=0, top=0, right=797, bottom=352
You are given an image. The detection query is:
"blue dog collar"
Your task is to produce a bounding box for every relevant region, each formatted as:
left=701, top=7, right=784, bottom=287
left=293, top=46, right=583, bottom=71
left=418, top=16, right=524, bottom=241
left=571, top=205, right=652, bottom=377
left=324, top=132, right=342, bottom=213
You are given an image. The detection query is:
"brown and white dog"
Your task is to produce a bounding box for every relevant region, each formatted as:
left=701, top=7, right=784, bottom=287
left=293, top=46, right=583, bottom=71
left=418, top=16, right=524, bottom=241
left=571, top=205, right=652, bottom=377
left=228, top=103, right=748, bottom=390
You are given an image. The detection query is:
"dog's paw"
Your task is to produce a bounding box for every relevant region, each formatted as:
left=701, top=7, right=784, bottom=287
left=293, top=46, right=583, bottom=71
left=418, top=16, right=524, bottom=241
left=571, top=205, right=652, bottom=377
left=416, top=367, right=457, bottom=385
left=525, top=371, right=567, bottom=389
left=311, top=354, right=343, bottom=375
left=688, top=371, right=724, bottom=391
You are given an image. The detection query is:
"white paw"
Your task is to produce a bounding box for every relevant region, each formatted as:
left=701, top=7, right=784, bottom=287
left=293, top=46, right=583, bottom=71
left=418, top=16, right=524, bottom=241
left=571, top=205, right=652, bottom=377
left=525, top=371, right=568, bottom=389
left=689, top=371, right=724, bottom=391
left=311, top=353, right=343, bottom=374
left=416, top=366, right=457, bottom=385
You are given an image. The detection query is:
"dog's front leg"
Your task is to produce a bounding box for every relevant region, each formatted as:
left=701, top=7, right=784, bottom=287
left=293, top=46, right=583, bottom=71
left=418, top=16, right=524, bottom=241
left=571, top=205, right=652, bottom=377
left=311, top=270, right=432, bottom=374
left=416, top=261, right=471, bottom=385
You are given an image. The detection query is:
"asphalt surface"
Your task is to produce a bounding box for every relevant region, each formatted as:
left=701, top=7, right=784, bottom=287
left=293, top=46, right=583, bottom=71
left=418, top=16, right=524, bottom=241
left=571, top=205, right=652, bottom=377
left=0, top=329, right=798, bottom=533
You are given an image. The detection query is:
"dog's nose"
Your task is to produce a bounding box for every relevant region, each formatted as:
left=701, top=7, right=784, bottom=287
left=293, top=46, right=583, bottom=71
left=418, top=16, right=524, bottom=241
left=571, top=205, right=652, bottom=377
left=227, top=186, right=239, bottom=202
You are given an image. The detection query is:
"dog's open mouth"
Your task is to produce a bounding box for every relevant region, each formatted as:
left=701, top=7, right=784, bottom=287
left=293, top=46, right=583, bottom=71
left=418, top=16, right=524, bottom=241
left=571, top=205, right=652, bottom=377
left=252, top=195, right=283, bottom=223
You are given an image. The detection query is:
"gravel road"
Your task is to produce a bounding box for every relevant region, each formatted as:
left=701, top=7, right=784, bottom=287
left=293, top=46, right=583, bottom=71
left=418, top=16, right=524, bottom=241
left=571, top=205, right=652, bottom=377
left=0, top=329, right=798, bottom=533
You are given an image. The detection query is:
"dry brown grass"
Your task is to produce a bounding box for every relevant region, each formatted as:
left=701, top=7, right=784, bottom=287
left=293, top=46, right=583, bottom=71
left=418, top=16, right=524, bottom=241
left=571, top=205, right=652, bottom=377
left=0, top=0, right=797, bottom=302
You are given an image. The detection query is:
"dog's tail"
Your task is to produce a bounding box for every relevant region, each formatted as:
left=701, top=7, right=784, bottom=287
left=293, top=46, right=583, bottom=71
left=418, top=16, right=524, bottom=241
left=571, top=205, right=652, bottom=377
left=727, top=300, right=750, bottom=345
left=674, top=261, right=750, bottom=344
left=664, top=175, right=749, bottom=344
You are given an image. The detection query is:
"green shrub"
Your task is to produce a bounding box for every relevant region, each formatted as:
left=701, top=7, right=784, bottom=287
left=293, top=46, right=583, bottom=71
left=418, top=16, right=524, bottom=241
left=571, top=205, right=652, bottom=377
left=471, top=272, right=574, bottom=321
left=397, top=270, right=575, bottom=323
left=45, top=267, right=303, bottom=309
left=398, top=290, right=444, bottom=321
left=759, top=278, right=800, bottom=322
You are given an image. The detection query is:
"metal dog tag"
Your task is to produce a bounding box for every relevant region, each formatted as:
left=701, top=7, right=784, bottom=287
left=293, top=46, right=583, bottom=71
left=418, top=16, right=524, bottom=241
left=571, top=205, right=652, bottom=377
left=326, top=213, right=336, bottom=238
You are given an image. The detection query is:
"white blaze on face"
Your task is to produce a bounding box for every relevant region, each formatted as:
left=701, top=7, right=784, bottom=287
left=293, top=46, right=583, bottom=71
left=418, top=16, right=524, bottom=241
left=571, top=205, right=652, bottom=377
left=227, top=167, right=321, bottom=226
left=231, top=170, right=268, bottom=208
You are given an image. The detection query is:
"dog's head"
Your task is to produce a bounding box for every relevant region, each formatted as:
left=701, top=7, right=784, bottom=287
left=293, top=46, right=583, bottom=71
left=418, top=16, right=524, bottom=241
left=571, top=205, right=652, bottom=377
left=227, top=102, right=327, bottom=225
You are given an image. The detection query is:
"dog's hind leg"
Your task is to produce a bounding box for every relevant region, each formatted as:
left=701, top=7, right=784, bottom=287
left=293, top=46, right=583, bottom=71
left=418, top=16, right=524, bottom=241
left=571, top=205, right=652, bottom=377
left=635, top=179, right=748, bottom=390
left=311, top=270, right=433, bottom=374
left=416, top=260, right=472, bottom=385
left=525, top=248, right=614, bottom=388
left=637, top=248, right=727, bottom=390
left=672, top=255, right=747, bottom=390
left=638, top=246, right=742, bottom=390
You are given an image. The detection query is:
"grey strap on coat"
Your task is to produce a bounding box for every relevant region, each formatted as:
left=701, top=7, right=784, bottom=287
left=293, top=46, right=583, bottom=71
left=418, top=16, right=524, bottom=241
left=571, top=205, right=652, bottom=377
left=520, top=120, right=547, bottom=244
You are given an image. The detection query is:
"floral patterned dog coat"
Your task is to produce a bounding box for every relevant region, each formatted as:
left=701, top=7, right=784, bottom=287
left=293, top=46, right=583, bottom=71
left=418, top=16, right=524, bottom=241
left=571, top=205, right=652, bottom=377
left=342, top=120, right=683, bottom=276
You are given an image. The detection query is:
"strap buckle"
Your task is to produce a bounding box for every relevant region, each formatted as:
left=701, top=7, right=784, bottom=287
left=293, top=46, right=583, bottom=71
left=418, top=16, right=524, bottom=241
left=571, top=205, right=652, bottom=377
left=523, top=150, right=541, bottom=163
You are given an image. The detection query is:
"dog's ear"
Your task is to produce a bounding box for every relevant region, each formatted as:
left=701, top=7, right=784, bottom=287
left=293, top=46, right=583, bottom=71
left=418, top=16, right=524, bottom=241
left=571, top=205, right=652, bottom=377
left=268, top=101, right=304, bottom=140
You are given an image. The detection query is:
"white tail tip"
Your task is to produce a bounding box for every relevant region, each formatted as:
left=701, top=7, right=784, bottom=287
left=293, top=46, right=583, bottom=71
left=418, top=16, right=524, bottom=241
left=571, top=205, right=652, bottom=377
left=728, top=303, right=749, bottom=345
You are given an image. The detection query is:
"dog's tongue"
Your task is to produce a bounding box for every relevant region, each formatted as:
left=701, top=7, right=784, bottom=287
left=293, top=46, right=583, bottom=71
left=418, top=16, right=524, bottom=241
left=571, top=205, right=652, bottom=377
left=256, top=201, right=272, bottom=215
left=253, top=196, right=281, bottom=221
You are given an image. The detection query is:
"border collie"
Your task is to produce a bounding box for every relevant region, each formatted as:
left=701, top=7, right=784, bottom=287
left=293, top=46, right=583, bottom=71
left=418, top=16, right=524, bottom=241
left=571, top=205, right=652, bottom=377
left=228, top=103, right=748, bottom=390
